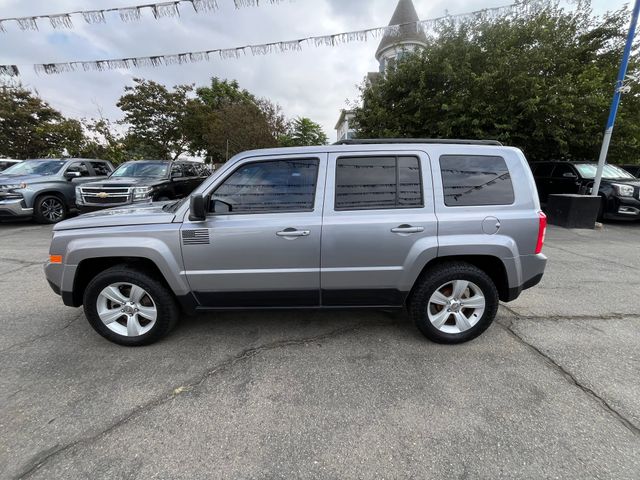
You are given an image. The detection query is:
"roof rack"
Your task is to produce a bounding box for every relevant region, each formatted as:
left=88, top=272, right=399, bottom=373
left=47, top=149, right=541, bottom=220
left=334, top=138, right=503, bottom=146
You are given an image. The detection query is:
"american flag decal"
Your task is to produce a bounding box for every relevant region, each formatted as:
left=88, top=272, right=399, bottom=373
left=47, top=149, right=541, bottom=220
left=181, top=229, right=210, bottom=245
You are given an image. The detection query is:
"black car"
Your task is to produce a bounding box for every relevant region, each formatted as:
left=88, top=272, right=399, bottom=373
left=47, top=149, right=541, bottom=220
left=76, top=160, right=209, bottom=212
left=531, top=161, right=640, bottom=221
left=619, top=164, right=640, bottom=178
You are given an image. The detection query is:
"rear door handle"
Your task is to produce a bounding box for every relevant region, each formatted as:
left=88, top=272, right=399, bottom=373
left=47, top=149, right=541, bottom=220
left=391, top=225, right=425, bottom=234
left=276, top=228, right=310, bottom=238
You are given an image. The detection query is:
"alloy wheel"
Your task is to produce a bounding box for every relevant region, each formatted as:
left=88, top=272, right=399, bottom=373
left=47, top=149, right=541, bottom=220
left=427, top=280, right=486, bottom=334
left=41, top=198, right=64, bottom=222
left=96, top=282, right=158, bottom=337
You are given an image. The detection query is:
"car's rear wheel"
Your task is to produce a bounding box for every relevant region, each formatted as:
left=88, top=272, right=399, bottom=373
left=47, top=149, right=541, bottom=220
left=83, top=266, right=179, bottom=346
left=408, top=262, right=499, bottom=344
left=34, top=194, right=67, bottom=224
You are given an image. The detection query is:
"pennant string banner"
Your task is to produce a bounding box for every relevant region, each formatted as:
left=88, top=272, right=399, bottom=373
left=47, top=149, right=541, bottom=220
left=0, top=0, right=284, bottom=33
left=0, top=2, right=539, bottom=77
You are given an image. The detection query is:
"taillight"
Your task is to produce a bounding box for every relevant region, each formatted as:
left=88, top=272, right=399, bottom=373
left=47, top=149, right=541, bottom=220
left=535, top=211, right=547, bottom=254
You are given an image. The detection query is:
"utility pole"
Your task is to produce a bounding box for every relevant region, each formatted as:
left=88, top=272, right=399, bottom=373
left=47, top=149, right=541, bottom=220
left=592, top=0, right=640, bottom=196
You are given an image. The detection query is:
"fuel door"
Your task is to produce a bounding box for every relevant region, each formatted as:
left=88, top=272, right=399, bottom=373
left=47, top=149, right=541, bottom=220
left=482, top=216, right=501, bottom=235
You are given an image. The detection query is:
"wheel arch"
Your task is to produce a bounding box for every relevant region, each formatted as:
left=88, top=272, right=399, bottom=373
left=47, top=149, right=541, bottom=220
left=407, top=255, right=511, bottom=304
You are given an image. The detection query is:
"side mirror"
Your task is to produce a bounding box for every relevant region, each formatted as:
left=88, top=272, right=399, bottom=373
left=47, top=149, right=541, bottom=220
left=172, top=172, right=183, bottom=179
left=563, top=172, right=578, bottom=179
left=65, top=171, right=81, bottom=180
left=211, top=199, right=232, bottom=214
left=189, top=194, right=207, bottom=222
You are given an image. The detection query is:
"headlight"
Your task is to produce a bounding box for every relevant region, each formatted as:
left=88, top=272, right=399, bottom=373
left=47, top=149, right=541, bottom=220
left=612, top=184, right=634, bottom=197
left=0, top=184, right=23, bottom=190
left=133, top=186, right=153, bottom=201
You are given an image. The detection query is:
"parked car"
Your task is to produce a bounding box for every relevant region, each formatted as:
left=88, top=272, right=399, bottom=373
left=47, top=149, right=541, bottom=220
left=531, top=161, right=640, bottom=221
left=76, top=160, right=209, bottom=212
left=45, top=140, right=547, bottom=346
left=0, top=158, right=114, bottom=223
left=618, top=164, right=640, bottom=178
left=0, top=159, right=21, bottom=172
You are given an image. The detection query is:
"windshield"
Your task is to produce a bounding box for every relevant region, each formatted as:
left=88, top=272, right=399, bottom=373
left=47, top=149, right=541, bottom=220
left=575, top=164, right=636, bottom=180
left=2, top=160, right=66, bottom=176
left=111, top=161, right=169, bottom=178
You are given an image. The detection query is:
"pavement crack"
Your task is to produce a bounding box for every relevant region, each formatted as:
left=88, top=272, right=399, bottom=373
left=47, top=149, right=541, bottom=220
left=14, top=320, right=378, bottom=479
left=499, top=318, right=640, bottom=438
left=0, top=312, right=83, bottom=356
left=0, top=257, right=44, bottom=267
left=498, top=304, right=640, bottom=321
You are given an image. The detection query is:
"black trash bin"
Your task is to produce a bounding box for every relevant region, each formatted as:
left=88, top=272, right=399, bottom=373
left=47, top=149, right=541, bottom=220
left=546, top=194, right=600, bottom=229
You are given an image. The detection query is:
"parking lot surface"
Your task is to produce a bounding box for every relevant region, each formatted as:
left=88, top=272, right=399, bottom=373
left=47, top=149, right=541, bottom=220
left=1, top=221, right=639, bottom=479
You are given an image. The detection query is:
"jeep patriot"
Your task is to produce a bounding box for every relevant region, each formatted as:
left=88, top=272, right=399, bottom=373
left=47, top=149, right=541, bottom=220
left=45, top=140, right=547, bottom=346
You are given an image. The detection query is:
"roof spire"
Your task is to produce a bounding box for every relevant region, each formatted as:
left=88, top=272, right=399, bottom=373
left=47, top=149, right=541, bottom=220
left=375, top=0, right=428, bottom=61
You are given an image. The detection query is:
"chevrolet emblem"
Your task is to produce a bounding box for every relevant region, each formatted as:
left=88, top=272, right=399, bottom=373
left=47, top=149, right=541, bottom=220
left=96, top=192, right=109, bottom=199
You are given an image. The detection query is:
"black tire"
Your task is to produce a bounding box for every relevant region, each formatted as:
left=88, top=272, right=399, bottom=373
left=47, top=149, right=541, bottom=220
left=34, top=194, right=67, bottom=224
left=83, top=266, right=179, bottom=346
left=408, top=261, right=499, bottom=344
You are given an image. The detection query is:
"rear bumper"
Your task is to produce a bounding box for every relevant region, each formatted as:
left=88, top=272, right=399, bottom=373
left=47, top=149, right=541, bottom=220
left=504, top=253, right=547, bottom=302
left=0, top=199, right=33, bottom=219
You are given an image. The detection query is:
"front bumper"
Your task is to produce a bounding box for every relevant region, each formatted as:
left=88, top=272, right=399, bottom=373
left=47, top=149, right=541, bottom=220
left=0, top=198, right=33, bottom=219
left=604, top=196, right=640, bottom=220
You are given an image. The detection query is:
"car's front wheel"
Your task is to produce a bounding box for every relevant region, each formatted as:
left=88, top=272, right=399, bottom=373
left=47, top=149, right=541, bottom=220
left=34, top=194, right=67, bottom=224
left=83, top=266, right=179, bottom=346
left=408, top=262, right=499, bottom=344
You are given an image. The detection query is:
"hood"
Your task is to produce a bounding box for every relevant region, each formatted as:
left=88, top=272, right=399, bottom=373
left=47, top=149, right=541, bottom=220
left=53, top=202, right=176, bottom=231
left=83, top=176, right=165, bottom=188
left=600, top=178, right=640, bottom=188
left=0, top=173, right=56, bottom=184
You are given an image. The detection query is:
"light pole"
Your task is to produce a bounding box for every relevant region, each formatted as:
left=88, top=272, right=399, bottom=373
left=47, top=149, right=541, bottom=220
left=592, top=0, right=640, bottom=196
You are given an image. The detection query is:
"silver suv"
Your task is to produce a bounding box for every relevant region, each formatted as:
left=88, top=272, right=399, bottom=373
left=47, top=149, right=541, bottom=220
left=45, top=140, right=547, bottom=346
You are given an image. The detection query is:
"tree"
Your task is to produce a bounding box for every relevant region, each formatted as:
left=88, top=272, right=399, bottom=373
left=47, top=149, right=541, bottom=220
left=186, top=78, right=283, bottom=163
left=353, top=1, right=640, bottom=163
left=280, top=117, right=328, bottom=146
left=117, top=78, right=193, bottom=160
left=0, top=85, right=87, bottom=159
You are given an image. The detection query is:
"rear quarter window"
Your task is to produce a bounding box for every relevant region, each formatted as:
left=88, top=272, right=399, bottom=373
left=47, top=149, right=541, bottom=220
left=439, top=155, right=515, bottom=207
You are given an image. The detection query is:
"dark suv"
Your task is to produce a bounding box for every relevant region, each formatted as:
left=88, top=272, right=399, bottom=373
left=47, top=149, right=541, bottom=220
left=531, top=161, right=640, bottom=221
left=77, top=160, right=209, bottom=212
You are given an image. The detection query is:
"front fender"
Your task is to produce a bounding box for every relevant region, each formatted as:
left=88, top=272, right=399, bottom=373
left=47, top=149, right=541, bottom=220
left=53, top=225, right=190, bottom=296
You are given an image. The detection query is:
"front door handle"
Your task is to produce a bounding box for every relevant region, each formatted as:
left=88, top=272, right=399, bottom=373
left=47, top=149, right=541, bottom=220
left=276, top=228, right=310, bottom=238
left=391, top=224, right=425, bottom=234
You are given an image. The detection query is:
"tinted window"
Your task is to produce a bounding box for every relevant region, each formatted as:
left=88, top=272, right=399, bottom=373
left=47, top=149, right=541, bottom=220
left=552, top=163, right=575, bottom=178
left=440, top=155, right=514, bottom=206
left=533, top=163, right=554, bottom=177
left=67, top=162, right=90, bottom=177
left=170, top=163, right=183, bottom=178
left=213, top=159, right=319, bottom=213
left=335, top=156, right=423, bottom=210
left=90, top=161, right=112, bottom=176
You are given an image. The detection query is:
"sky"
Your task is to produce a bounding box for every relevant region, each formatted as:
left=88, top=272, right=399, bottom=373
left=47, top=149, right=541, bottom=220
left=0, top=0, right=631, bottom=142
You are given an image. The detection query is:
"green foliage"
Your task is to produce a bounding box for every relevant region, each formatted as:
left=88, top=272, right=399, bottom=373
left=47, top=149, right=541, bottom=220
left=353, top=1, right=640, bottom=163
left=0, top=85, right=84, bottom=159
left=279, top=117, right=328, bottom=147
left=116, top=78, right=194, bottom=160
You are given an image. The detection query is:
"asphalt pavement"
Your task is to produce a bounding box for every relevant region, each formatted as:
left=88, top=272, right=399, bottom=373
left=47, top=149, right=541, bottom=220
left=0, top=220, right=638, bottom=479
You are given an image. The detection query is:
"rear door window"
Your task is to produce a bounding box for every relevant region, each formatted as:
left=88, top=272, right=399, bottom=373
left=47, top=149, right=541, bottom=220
left=439, top=155, right=515, bottom=206
left=89, top=161, right=112, bottom=176
left=533, top=163, right=554, bottom=177
left=335, top=156, right=423, bottom=210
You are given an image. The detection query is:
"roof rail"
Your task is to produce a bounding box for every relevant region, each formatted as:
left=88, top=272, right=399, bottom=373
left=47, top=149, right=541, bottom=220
left=334, top=138, right=503, bottom=146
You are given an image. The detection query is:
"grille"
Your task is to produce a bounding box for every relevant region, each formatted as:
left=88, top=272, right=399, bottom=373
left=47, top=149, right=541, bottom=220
left=182, top=229, right=210, bottom=245
left=80, top=186, right=131, bottom=206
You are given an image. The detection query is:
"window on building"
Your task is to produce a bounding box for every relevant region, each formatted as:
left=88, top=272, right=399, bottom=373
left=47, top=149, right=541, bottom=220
left=440, top=155, right=514, bottom=207
left=335, top=156, right=423, bottom=210
left=212, top=159, right=319, bottom=214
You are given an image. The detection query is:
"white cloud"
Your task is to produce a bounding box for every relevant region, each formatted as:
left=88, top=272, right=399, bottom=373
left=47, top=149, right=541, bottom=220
left=0, top=0, right=627, bottom=141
